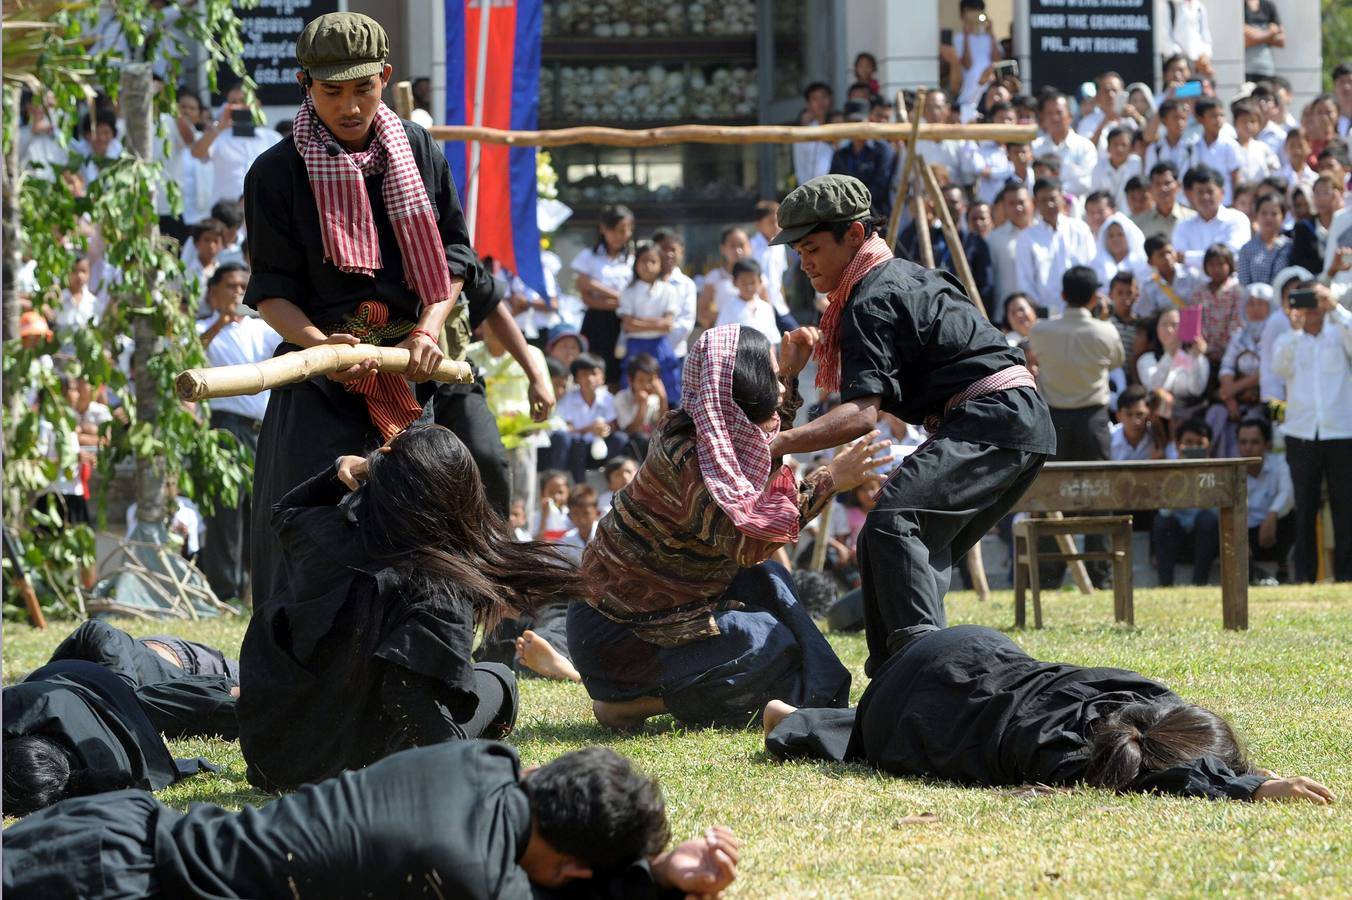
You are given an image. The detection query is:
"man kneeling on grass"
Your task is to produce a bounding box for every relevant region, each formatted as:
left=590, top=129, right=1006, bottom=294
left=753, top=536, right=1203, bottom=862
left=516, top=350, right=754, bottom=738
left=3, top=740, right=741, bottom=899
left=763, top=624, right=1334, bottom=804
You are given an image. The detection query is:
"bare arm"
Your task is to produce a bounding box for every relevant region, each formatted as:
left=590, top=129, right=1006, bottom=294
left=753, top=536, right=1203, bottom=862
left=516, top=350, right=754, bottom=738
left=485, top=300, right=555, bottom=420
left=770, top=395, right=881, bottom=456
left=576, top=273, right=620, bottom=311
left=256, top=297, right=329, bottom=348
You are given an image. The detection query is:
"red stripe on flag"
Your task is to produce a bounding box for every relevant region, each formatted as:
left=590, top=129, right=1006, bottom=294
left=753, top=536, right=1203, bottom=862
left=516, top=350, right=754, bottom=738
left=464, top=1, right=519, bottom=273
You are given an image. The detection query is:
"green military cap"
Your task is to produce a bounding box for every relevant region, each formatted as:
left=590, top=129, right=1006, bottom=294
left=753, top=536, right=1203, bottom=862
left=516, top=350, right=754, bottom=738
left=296, top=12, right=389, bottom=83
left=770, top=174, right=873, bottom=246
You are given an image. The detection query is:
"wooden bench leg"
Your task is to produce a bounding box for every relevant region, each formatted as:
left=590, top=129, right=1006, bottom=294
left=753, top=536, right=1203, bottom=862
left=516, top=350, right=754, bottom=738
left=1026, top=524, right=1044, bottom=629
left=1013, top=532, right=1027, bottom=628
left=1112, top=526, right=1133, bottom=626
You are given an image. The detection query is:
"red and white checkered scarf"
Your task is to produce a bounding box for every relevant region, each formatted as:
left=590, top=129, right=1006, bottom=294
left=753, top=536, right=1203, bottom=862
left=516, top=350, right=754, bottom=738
left=683, top=326, right=800, bottom=544
left=292, top=97, right=454, bottom=307
left=814, top=233, right=895, bottom=393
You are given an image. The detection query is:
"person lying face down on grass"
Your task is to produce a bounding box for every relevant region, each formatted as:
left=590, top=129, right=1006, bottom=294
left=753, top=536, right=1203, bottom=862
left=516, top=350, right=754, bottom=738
left=764, top=624, right=1334, bottom=804
left=3, top=620, right=241, bottom=816
left=535, top=324, right=891, bottom=730
left=237, top=422, right=584, bottom=792
left=2, top=740, right=744, bottom=900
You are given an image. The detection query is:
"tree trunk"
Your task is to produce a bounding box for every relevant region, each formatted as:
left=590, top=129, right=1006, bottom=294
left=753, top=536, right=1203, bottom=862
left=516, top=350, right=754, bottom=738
left=119, top=63, right=168, bottom=529
left=3, top=85, right=21, bottom=351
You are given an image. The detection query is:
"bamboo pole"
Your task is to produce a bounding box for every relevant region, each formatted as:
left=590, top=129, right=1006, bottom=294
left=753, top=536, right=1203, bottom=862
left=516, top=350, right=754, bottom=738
left=809, top=500, right=834, bottom=572
left=885, top=89, right=927, bottom=252
left=919, top=160, right=987, bottom=320
left=912, top=177, right=935, bottom=269
left=428, top=120, right=1035, bottom=149
left=176, top=344, right=474, bottom=402
left=394, top=80, right=415, bottom=120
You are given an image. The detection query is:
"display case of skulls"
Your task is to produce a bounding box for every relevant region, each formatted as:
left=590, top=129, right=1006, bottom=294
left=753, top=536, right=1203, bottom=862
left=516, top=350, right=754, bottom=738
left=541, top=62, right=758, bottom=124
left=545, top=1, right=757, bottom=37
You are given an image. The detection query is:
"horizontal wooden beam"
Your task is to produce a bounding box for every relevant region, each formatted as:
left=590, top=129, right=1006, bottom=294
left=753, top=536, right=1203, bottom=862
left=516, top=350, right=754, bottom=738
left=428, top=121, right=1037, bottom=148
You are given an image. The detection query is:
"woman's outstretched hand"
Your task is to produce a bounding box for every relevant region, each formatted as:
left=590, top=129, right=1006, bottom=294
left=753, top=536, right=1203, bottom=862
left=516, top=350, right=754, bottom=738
left=1253, top=775, right=1336, bottom=805
left=335, top=455, right=370, bottom=491
left=826, top=430, right=891, bottom=493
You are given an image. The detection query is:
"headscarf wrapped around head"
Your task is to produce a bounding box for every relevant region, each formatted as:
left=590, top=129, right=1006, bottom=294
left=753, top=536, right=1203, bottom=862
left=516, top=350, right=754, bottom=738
left=1241, top=282, right=1274, bottom=343
left=681, top=326, right=801, bottom=544
left=1092, top=212, right=1147, bottom=286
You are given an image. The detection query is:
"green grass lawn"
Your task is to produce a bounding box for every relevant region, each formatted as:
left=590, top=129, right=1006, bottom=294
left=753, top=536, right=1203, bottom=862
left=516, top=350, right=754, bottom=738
left=5, top=584, right=1350, bottom=898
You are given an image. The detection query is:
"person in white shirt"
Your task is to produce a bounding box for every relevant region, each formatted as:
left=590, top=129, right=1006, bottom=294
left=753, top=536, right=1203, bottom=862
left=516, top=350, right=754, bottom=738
left=699, top=226, right=754, bottom=328
left=1078, top=72, right=1143, bottom=152
left=1136, top=306, right=1211, bottom=422
left=558, top=484, right=602, bottom=568
left=1133, top=235, right=1207, bottom=319
left=1320, top=199, right=1352, bottom=303
left=1271, top=282, right=1352, bottom=581
left=617, top=241, right=684, bottom=403
left=1190, top=98, right=1243, bottom=205
left=1143, top=99, right=1197, bottom=185
left=51, top=255, right=103, bottom=336
left=1334, top=62, right=1352, bottom=139
left=1109, top=385, right=1159, bottom=460
left=911, top=89, right=965, bottom=182
left=987, top=182, right=1031, bottom=324
left=195, top=263, right=282, bottom=602
left=75, top=110, right=124, bottom=188
left=509, top=249, right=560, bottom=347
left=1231, top=100, right=1280, bottom=186
left=714, top=259, right=781, bottom=354
left=1091, top=211, right=1147, bottom=287
left=1166, top=0, right=1214, bottom=78
left=1172, top=166, right=1252, bottom=265
left=653, top=228, right=697, bottom=360
left=965, top=101, right=1017, bottom=206
left=548, top=353, right=626, bottom=484
left=1236, top=417, right=1295, bottom=584
left=1259, top=266, right=1312, bottom=402
left=793, top=82, right=836, bottom=187
left=749, top=200, right=795, bottom=329
left=185, top=218, right=227, bottom=315
left=1090, top=126, right=1144, bottom=212
left=945, top=0, right=1000, bottom=122
left=1015, top=176, right=1095, bottom=317
left=190, top=84, right=282, bottom=205
left=1031, top=93, right=1098, bottom=196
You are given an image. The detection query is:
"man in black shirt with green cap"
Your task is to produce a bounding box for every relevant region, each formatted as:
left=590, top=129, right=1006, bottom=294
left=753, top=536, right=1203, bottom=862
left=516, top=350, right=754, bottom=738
left=769, top=174, right=1055, bottom=675
left=243, top=12, right=552, bottom=608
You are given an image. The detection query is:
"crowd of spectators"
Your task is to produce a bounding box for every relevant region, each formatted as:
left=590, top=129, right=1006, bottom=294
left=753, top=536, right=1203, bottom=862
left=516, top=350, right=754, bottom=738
left=13, top=1, right=1352, bottom=592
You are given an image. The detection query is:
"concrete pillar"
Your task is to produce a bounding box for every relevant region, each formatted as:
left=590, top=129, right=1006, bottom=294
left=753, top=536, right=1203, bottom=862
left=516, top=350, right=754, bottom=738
left=1267, top=0, right=1323, bottom=110
left=1202, top=0, right=1243, bottom=104
left=844, top=0, right=941, bottom=100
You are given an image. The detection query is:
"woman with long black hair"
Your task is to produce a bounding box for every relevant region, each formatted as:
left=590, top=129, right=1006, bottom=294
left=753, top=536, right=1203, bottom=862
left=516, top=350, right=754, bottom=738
left=764, top=624, right=1334, bottom=804
left=238, top=423, right=583, bottom=791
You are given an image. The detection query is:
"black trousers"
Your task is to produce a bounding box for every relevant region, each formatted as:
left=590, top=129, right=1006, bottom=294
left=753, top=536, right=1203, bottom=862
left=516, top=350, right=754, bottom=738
left=1040, top=404, right=1112, bottom=588
left=581, top=308, right=622, bottom=385
left=48, top=620, right=238, bottom=685
left=202, top=410, right=260, bottom=603
left=858, top=436, right=1047, bottom=675
left=250, top=375, right=511, bottom=611
left=1285, top=436, right=1352, bottom=582
left=1152, top=509, right=1220, bottom=586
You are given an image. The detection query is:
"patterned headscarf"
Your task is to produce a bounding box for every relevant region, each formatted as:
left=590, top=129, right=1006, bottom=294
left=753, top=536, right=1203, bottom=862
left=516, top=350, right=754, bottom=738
left=292, top=97, right=454, bottom=307
left=682, top=326, right=800, bottom=543
left=813, top=233, right=895, bottom=393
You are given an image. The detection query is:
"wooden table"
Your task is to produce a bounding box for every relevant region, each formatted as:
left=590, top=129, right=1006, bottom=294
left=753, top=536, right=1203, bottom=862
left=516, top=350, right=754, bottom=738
left=1013, top=458, right=1259, bottom=630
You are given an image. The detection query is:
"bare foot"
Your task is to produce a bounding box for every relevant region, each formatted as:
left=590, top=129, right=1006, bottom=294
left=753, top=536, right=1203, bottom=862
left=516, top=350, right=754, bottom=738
left=592, top=695, right=666, bottom=730
left=762, top=699, right=797, bottom=739
left=515, top=630, right=582, bottom=683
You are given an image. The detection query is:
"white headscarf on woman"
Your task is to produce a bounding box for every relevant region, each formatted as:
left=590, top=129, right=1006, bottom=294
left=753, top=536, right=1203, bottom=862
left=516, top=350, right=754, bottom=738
left=1091, top=212, right=1147, bottom=286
